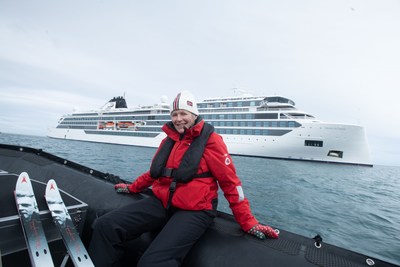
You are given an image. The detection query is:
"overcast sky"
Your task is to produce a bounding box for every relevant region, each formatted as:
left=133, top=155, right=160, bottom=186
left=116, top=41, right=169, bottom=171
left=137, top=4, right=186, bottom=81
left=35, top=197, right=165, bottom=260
left=0, top=0, right=399, bottom=166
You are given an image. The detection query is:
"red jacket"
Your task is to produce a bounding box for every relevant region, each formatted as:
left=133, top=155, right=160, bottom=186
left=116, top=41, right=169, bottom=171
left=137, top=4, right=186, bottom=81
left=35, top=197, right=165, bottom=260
left=128, top=120, right=258, bottom=231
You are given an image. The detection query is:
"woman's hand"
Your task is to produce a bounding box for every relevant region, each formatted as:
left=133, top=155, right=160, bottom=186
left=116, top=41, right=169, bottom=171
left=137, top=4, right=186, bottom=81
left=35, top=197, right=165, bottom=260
left=247, top=224, right=279, bottom=239
left=114, top=183, right=130, bottom=194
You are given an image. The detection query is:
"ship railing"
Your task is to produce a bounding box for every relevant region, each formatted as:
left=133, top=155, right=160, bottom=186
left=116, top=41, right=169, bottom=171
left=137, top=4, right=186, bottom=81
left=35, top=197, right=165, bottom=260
left=280, top=113, right=316, bottom=120
left=198, top=108, right=249, bottom=113
left=256, top=107, right=296, bottom=111
left=259, top=100, right=268, bottom=107
left=280, top=113, right=296, bottom=119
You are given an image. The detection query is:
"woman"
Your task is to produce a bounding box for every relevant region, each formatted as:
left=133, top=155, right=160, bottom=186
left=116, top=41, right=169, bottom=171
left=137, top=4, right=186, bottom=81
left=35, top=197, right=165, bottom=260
left=89, top=91, right=278, bottom=267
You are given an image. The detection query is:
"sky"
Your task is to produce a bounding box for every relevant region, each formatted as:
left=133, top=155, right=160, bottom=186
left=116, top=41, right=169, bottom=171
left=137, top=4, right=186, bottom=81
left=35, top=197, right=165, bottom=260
left=0, top=0, right=399, bottom=166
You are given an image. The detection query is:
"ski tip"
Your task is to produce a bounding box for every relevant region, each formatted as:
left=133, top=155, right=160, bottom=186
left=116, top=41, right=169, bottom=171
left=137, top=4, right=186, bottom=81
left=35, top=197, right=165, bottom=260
left=18, top=171, right=29, bottom=178
left=17, top=172, right=30, bottom=182
left=16, top=172, right=32, bottom=191
left=46, top=179, right=59, bottom=193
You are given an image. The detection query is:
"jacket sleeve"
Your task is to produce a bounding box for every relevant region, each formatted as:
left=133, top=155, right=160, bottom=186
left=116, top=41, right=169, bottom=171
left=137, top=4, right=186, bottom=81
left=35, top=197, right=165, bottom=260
left=128, top=170, right=154, bottom=193
left=128, top=137, right=168, bottom=193
left=203, top=133, right=259, bottom=231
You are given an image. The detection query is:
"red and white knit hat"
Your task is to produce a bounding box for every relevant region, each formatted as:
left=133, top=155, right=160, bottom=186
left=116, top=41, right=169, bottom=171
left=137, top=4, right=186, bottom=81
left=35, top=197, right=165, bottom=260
left=170, top=91, right=199, bottom=115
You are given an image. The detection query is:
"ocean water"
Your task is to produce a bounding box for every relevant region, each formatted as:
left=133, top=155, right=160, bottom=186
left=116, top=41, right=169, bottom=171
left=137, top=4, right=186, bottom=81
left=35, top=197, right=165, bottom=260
left=1, top=133, right=399, bottom=265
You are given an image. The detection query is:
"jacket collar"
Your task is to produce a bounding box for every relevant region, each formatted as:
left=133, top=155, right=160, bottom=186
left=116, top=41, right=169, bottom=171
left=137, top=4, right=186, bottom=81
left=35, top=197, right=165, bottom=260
left=163, top=117, right=204, bottom=141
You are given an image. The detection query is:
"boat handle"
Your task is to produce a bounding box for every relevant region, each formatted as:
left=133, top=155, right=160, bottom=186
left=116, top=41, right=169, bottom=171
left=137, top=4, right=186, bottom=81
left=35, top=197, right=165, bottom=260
left=366, top=258, right=375, bottom=266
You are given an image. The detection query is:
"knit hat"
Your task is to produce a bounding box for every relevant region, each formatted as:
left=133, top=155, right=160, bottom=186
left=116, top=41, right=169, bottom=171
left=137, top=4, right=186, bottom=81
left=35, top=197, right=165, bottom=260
left=170, top=91, right=199, bottom=115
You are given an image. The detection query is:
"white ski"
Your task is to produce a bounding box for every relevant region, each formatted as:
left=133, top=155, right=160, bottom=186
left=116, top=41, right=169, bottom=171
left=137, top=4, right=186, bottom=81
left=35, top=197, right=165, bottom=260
left=45, top=179, right=94, bottom=267
left=15, top=172, right=55, bottom=267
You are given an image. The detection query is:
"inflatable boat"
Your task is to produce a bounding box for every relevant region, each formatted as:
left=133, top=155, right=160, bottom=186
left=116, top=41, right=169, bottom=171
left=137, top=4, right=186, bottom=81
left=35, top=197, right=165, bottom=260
left=0, top=144, right=396, bottom=267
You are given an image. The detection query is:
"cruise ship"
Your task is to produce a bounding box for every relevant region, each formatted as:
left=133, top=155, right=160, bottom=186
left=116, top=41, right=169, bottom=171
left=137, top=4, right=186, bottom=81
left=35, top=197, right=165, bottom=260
left=47, top=94, right=372, bottom=166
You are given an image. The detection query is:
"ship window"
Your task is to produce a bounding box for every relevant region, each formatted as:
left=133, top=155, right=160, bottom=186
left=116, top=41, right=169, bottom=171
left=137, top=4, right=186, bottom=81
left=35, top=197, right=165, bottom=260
left=254, top=113, right=278, bottom=119
left=237, top=102, right=242, bottom=107
left=328, top=150, right=343, bottom=158
left=250, top=101, right=256, bottom=106
left=256, top=121, right=261, bottom=127
left=240, top=122, right=246, bottom=126
left=255, top=113, right=278, bottom=119
left=305, top=140, right=323, bottom=147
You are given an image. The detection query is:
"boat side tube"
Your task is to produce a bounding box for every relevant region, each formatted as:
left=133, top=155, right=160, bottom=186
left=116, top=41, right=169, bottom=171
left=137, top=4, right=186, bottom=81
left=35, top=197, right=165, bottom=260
left=0, top=144, right=397, bottom=267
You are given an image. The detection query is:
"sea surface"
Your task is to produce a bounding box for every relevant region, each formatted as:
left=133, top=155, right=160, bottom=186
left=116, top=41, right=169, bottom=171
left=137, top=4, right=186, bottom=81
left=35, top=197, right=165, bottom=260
left=1, top=133, right=399, bottom=265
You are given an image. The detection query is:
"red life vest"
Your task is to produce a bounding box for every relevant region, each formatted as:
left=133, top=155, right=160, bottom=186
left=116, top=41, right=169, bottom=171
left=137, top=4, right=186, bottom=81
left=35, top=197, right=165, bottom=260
left=150, top=121, right=214, bottom=183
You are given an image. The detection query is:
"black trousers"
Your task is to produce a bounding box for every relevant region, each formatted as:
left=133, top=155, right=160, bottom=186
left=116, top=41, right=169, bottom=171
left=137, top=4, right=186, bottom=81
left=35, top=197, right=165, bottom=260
left=88, top=196, right=215, bottom=267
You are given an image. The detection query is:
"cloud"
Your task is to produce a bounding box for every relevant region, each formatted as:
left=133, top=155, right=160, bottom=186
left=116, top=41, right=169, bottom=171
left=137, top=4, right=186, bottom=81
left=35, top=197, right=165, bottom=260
left=0, top=0, right=399, bottom=164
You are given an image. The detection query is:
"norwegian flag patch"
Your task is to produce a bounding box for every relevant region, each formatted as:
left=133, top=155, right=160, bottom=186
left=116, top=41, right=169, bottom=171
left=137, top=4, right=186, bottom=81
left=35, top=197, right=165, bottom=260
left=187, top=101, right=193, bottom=107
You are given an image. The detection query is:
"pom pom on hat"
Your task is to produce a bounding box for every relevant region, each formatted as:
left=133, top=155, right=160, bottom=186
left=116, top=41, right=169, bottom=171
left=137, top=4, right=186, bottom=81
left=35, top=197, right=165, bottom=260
left=170, top=91, right=199, bottom=115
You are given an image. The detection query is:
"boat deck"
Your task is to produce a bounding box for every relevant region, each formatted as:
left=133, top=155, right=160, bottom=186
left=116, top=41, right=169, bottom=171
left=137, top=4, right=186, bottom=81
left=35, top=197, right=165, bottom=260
left=0, top=144, right=396, bottom=267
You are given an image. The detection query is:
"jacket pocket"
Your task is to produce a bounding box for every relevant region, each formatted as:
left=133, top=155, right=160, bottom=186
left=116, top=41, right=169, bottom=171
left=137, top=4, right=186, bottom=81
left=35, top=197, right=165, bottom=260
left=152, top=179, right=171, bottom=208
left=172, top=181, right=211, bottom=210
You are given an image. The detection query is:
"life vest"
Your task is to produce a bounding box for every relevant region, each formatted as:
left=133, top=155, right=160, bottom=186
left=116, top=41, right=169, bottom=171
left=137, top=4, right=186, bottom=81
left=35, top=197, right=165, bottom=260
left=150, top=121, right=214, bottom=183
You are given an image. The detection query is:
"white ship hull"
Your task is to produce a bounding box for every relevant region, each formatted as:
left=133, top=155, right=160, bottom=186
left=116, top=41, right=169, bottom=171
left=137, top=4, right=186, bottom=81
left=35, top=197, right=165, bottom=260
left=48, top=127, right=165, bottom=148
left=48, top=121, right=372, bottom=166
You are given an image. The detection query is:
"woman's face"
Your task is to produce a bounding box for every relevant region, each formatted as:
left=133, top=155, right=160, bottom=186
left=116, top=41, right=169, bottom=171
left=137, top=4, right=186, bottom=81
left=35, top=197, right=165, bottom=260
left=171, top=109, right=197, bottom=134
